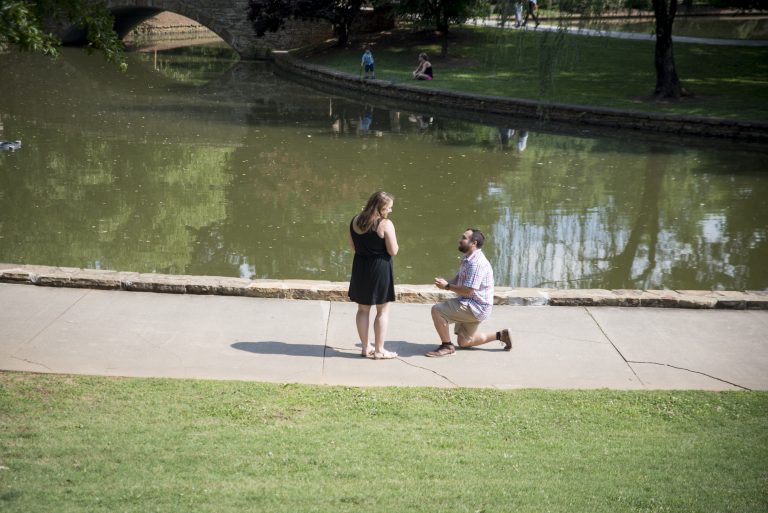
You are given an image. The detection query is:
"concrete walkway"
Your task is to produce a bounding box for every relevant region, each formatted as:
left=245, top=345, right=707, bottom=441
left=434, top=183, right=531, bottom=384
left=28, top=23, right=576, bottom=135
left=468, top=18, right=768, bottom=46
left=2, top=282, right=766, bottom=390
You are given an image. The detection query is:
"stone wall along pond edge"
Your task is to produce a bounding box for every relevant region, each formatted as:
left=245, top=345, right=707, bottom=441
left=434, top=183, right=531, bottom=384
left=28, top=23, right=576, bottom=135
left=1, top=264, right=766, bottom=309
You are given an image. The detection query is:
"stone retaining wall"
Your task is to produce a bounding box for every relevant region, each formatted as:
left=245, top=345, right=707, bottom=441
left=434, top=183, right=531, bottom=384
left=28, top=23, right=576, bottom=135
left=2, top=264, right=766, bottom=309
left=272, top=53, right=768, bottom=142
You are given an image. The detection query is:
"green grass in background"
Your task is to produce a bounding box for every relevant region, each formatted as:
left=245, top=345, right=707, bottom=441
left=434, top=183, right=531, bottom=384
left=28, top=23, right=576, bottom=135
left=2, top=372, right=767, bottom=512
left=303, top=28, right=768, bottom=121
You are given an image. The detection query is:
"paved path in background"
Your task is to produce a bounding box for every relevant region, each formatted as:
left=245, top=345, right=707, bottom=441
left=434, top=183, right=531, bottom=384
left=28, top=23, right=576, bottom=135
left=468, top=18, right=768, bottom=46
left=1, top=283, right=766, bottom=390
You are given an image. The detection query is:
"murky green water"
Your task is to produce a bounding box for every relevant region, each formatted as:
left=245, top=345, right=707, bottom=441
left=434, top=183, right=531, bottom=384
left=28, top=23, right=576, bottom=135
left=1, top=45, right=766, bottom=290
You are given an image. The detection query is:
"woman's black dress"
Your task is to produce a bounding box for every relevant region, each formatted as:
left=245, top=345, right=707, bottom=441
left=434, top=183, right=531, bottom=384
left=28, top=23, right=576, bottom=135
left=348, top=219, right=395, bottom=305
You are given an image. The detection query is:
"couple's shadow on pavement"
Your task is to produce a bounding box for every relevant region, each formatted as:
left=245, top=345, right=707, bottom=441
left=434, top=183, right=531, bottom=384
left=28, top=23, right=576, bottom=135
left=232, top=341, right=438, bottom=358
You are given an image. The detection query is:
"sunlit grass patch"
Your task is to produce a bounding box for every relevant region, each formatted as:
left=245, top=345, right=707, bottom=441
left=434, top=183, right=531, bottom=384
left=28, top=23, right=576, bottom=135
left=304, top=27, right=768, bottom=121
left=1, top=372, right=767, bottom=513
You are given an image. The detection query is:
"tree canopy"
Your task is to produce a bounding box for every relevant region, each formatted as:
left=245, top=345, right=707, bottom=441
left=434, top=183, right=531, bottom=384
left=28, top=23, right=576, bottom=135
left=0, top=0, right=125, bottom=69
left=398, top=0, right=487, bottom=34
left=248, top=0, right=366, bottom=46
left=249, top=0, right=488, bottom=56
left=399, top=0, right=488, bottom=56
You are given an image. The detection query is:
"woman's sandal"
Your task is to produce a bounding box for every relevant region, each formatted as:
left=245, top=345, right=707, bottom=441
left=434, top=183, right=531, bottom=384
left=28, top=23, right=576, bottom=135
left=373, top=350, right=398, bottom=360
left=361, top=348, right=375, bottom=358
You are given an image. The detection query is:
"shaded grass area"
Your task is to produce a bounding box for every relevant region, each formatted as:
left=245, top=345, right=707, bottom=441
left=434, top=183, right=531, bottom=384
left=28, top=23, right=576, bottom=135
left=2, top=372, right=767, bottom=512
left=303, top=28, right=768, bottom=121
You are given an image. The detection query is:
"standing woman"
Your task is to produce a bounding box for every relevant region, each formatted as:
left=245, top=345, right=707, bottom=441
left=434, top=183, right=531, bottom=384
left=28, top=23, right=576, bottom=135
left=348, top=191, right=399, bottom=360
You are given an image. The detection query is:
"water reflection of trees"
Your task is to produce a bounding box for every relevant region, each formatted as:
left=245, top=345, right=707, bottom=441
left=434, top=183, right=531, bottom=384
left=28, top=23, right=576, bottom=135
left=2, top=108, right=765, bottom=289
left=134, top=44, right=239, bottom=85
left=0, top=127, right=232, bottom=274
left=490, top=139, right=768, bottom=290
left=2, top=48, right=767, bottom=289
left=180, top=113, right=507, bottom=284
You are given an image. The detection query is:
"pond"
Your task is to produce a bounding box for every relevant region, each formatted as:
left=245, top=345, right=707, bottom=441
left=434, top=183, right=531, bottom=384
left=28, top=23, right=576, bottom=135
left=1, top=44, right=766, bottom=290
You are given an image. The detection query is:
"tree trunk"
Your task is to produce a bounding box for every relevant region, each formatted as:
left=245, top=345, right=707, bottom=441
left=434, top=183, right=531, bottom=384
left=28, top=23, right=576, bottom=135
left=335, top=22, right=350, bottom=46
left=437, top=6, right=449, bottom=58
left=652, top=0, right=684, bottom=99
left=440, top=30, right=449, bottom=58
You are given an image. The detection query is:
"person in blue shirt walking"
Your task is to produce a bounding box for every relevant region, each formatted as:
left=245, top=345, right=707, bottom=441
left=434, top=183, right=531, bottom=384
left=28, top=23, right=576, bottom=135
left=361, top=46, right=375, bottom=79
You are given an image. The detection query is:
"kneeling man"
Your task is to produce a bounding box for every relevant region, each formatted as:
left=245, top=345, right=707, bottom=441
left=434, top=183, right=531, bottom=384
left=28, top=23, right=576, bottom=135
left=427, top=228, right=512, bottom=357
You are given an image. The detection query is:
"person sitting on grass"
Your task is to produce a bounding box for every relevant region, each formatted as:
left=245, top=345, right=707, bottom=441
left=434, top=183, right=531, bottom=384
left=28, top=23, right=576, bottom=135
left=412, top=53, right=433, bottom=81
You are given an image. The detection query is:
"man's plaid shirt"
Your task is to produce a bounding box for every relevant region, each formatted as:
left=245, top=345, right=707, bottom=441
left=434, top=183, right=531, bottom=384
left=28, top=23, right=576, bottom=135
left=457, top=249, right=494, bottom=321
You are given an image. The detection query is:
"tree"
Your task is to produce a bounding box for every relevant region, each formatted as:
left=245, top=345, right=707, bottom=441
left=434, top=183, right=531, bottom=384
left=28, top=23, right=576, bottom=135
left=560, top=0, right=688, bottom=99
left=651, top=0, right=765, bottom=99
left=0, top=0, right=125, bottom=69
left=651, top=0, right=685, bottom=99
left=397, top=0, right=487, bottom=57
left=248, top=0, right=365, bottom=47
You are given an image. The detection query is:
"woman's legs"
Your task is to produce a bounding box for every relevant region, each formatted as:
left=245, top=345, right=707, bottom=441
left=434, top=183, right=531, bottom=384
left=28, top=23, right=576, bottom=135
left=373, top=303, right=398, bottom=359
left=373, top=302, right=390, bottom=353
left=358, top=302, right=397, bottom=359
left=356, top=304, right=372, bottom=353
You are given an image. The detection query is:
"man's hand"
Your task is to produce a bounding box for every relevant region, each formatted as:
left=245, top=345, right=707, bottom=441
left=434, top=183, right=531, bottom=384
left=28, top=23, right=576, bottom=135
left=435, top=277, right=449, bottom=290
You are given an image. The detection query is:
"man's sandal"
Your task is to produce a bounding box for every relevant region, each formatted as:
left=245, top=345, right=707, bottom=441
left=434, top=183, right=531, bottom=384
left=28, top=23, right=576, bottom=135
left=499, top=329, right=513, bottom=351
left=425, top=344, right=456, bottom=357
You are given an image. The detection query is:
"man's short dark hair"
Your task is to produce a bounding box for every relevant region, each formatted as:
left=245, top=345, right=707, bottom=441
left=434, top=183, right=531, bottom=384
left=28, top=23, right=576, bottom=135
left=467, top=228, right=485, bottom=248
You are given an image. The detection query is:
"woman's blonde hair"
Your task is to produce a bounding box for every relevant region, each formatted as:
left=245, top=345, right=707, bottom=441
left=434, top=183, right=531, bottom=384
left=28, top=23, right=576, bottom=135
left=356, top=191, right=394, bottom=232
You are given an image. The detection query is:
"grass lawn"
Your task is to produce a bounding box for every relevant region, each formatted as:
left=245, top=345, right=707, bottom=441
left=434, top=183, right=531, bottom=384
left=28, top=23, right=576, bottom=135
left=302, top=27, right=768, bottom=122
left=1, top=372, right=767, bottom=512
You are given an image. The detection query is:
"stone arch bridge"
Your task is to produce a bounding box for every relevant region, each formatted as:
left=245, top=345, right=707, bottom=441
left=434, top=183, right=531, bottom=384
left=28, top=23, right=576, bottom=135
left=60, top=0, right=334, bottom=59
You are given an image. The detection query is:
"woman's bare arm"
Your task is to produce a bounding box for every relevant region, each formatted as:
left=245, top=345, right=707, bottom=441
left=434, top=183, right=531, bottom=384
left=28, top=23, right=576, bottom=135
left=381, top=219, right=399, bottom=256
